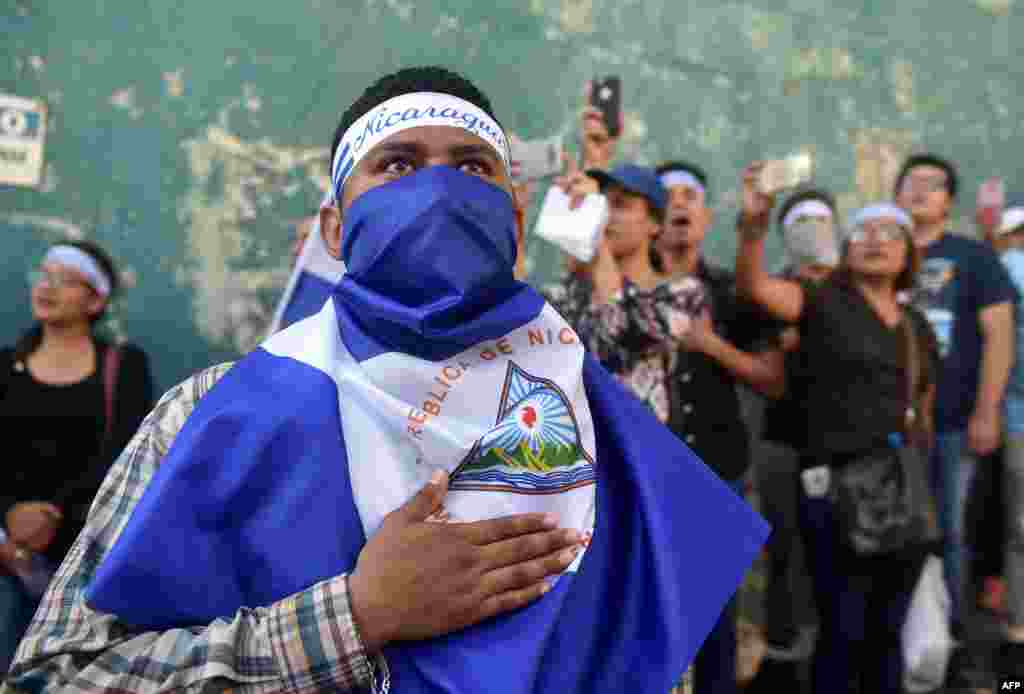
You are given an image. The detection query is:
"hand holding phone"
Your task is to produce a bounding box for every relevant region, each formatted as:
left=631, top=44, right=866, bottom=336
left=589, top=77, right=622, bottom=138
left=757, top=153, right=814, bottom=195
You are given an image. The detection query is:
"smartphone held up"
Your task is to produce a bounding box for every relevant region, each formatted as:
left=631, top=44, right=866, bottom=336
left=509, top=133, right=564, bottom=183
left=589, top=76, right=622, bottom=138
left=758, top=152, right=814, bottom=195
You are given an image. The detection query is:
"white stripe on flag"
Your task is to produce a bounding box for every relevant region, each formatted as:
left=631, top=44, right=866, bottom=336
left=266, top=219, right=346, bottom=338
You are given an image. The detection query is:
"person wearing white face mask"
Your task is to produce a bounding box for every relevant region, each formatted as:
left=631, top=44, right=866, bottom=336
left=746, top=186, right=841, bottom=693
left=776, top=188, right=841, bottom=282
left=0, top=240, right=153, bottom=672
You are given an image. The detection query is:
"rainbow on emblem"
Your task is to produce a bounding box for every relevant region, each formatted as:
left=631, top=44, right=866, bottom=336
left=450, top=361, right=596, bottom=494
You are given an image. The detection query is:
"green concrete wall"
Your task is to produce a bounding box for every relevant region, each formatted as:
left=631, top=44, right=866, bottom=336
left=2, top=0, right=1021, bottom=392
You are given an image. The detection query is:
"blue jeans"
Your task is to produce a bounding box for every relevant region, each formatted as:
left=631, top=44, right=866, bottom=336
left=0, top=572, right=35, bottom=674
left=693, top=479, right=742, bottom=694
left=798, top=470, right=918, bottom=693
left=931, top=430, right=977, bottom=623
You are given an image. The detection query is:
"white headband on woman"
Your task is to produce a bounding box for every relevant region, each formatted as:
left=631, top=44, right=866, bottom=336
left=783, top=200, right=833, bottom=230
left=847, top=203, right=913, bottom=235
left=659, top=170, right=705, bottom=196
left=44, top=245, right=112, bottom=297
left=329, top=92, right=512, bottom=202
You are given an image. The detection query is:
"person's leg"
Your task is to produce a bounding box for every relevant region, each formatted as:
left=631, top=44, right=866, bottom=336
left=798, top=473, right=865, bottom=693
left=0, top=572, right=34, bottom=673
left=758, top=443, right=801, bottom=652
left=746, top=443, right=806, bottom=694
left=862, top=555, right=921, bottom=694
left=999, top=434, right=1024, bottom=679
left=694, top=479, right=744, bottom=694
left=935, top=430, right=977, bottom=628
left=694, top=599, right=737, bottom=694
left=967, top=446, right=1008, bottom=616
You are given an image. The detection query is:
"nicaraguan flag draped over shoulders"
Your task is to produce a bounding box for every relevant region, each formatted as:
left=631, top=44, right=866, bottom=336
left=265, top=212, right=347, bottom=337
left=87, top=164, right=768, bottom=693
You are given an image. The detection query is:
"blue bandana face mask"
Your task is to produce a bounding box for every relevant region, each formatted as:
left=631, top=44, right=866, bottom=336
left=333, top=165, right=524, bottom=356
left=341, top=165, right=517, bottom=302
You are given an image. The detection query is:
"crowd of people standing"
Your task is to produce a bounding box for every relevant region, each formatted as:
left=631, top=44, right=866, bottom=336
left=1, top=67, right=1023, bottom=693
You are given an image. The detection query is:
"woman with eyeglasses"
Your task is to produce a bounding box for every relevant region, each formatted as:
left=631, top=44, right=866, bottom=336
left=734, top=164, right=941, bottom=693
left=0, top=240, right=153, bottom=670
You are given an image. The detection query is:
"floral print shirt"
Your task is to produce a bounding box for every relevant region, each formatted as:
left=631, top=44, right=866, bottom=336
left=542, top=272, right=708, bottom=423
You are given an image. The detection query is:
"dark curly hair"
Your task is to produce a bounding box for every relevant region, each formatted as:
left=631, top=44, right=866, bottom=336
left=894, top=153, right=959, bottom=199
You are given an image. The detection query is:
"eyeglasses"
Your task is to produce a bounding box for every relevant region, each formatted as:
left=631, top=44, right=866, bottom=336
left=848, top=224, right=906, bottom=243
left=27, top=269, right=89, bottom=290
left=900, top=176, right=947, bottom=194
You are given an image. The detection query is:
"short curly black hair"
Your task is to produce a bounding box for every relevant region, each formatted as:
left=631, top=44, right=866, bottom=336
left=329, top=66, right=501, bottom=177
left=894, top=153, right=959, bottom=199
left=776, top=185, right=838, bottom=231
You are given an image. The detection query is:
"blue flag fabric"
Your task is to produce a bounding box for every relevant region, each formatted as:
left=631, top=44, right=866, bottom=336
left=265, top=215, right=346, bottom=337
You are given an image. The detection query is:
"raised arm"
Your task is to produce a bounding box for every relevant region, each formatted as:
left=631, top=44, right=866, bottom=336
left=733, top=162, right=806, bottom=324
left=683, top=313, right=787, bottom=399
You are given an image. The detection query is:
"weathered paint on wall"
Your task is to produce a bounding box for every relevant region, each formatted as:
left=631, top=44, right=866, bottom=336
left=1, top=0, right=1021, bottom=392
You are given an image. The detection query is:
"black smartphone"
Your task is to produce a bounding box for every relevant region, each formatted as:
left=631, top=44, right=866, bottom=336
left=589, top=76, right=622, bottom=138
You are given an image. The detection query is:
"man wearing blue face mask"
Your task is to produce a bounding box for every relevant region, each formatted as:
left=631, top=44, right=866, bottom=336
left=4, top=67, right=767, bottom=694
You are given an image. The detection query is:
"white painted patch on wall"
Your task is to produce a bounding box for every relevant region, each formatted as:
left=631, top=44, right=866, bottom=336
left=243, top=84, right=262, bottom=112
left=163, top=69, right=186, bottom=98
left=974, top=0, right=1012, bottom=15
left=39, top=163, right=58, bottom=194
left=109, top=87, right=143, bottom=119
left=179, top=120, right=329, bottom=353
left=891, top=60, right=914, bottom=113
left=1, top=213, right=84, bottom=240
left=559, top=0, right=594, bottom=33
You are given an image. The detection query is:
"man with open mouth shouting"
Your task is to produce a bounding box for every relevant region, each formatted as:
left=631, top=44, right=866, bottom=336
left=2, top=67, right=767, bottom=694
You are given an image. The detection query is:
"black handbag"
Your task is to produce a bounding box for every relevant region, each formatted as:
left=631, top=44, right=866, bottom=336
left=828, top=312, right=940, bottom=556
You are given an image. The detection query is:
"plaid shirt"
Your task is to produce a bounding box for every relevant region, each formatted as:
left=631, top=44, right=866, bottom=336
left=2, top=363, right=380, bottom=694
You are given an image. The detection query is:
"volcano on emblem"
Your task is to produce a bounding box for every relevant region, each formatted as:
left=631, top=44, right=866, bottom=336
left=449, top=361, right=596, bottom=494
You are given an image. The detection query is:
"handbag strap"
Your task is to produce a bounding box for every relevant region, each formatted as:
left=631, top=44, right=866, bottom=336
left=899, top=310, right=920, bottom=434
left=103, top=344, right=121, bottom=443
